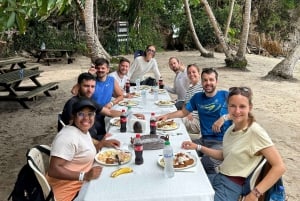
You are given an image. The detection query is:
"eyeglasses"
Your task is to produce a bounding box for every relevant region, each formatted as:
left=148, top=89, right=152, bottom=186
left=77, top=111, right=96, bottom=118
left=146, top=49, right=156, bottom=53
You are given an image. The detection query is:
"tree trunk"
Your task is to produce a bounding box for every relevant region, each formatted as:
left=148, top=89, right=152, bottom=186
left=77, top=0, right=111, bottom=62
left=200, top=0, right=235, bottom=60
left=264, top=44, right=300, bottom=80
left=225, top=0, right=251, bottom=69
left=183, top=0, right=213, bottom=58
left=224, top=0, right=235, bottom=40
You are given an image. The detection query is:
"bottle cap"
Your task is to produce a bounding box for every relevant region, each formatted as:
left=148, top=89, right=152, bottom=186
left=136, top=133, right=141, bottom=138
left=127, top=106, right=132, bottom=110
left=164, top=140, right=170, bottom=145
left=122, top=109, right=125, bottom=112
left=151, top=112, right=155, bottom=115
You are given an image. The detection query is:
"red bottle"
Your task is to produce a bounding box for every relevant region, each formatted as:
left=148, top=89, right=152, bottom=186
left=120, top=109, right=127, bottom=132
left=150, top=112, right=157, bottom=135
left=125, top=80, right=130, bottom=94
left=134, top=134, right=144, bottom=165
left=158, top=77, right=164, bottom=89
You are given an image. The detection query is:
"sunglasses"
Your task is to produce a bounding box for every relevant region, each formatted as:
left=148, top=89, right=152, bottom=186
left=77, top=111, right=96, bottom=118
left=229, top=87, right=252, bottom=97
left=146, top=49, right=156, bottom=53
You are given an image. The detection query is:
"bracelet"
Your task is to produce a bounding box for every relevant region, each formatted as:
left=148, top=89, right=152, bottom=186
left=196, top=144, right=202, bottom=151
left=79, top=171, right=85, bottom=181
left=252, top=187, right=262, bottom=198
left=222, top=114, right=228, bottom=121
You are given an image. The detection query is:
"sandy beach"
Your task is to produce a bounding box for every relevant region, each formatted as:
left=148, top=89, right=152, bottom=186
left=0, top=50, right=299, bottom=200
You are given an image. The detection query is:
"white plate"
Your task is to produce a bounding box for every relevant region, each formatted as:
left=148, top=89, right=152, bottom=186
left=150, top=89, right=166, bottom=94
left=118, top=100, right=139, bottom=106
left=95, top=149, right=132, bottom=166
left=110, top=117, right=120, bottom=127
left=157, top=120, right=178, bottom=131
left=139, top=85, right=151, bottom=90
left=157, top=152, right=197, bottom=170
left=155, top=100, right=175, bottom=106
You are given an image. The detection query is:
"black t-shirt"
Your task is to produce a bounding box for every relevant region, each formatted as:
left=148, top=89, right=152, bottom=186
left=60, top=96, right=106, bottom=140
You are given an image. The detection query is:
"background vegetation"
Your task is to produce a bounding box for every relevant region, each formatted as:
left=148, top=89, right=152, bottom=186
left=0, top=0, right=299, bottom=57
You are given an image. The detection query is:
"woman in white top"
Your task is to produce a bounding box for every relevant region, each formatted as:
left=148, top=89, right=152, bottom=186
left=128, top=45, right=161, bottom=85
left=181, top=87, right=285, bottom=201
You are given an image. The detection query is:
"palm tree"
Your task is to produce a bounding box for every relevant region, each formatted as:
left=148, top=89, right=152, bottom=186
left=264, top=44, right=300, bottom=80
left=183, top=0, right=213, bottom=58
left=224, top=0, right=235, bottom=41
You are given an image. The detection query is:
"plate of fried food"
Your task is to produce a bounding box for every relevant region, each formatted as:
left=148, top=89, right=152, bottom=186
left=95, top=149, right=132, bottom=166
left=118, top=100, right=139, bottom=106
left=139, top=85, right=151, bottom=90
left=155, top=100, right=175, bottom=106
left=158, top=152, right=197, bottom=170
left=157, top=120, right=178, bottom=131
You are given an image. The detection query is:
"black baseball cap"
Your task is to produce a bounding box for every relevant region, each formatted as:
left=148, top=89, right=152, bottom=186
left=72, top=98, right=97, bottom=114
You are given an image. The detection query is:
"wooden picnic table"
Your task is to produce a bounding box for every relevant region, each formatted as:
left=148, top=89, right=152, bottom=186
left=0, top=69, right=58, bottom=109
left=0, top=57, right=30, bottom=73
left=37, top=49, right=75, bottom=66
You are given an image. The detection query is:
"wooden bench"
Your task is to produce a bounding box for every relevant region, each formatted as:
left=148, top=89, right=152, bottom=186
left=44, top=58, right=62, bottom=66
left=67, top=57, right=76, bottom=64
left=18, top=82, right=59, bottom=100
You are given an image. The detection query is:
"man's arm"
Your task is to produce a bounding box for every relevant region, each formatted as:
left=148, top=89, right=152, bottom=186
left=100, top=107, right=121, bottom=117
left=157, top=107, right=190, bottom=121
left=112, top=79, right=124, bottom=103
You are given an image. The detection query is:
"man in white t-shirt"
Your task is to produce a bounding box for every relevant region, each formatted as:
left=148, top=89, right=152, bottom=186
left=109, top=57, right=130, bottom=90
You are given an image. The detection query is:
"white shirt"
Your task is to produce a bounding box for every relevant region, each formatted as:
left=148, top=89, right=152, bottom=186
left=109, top=71, right=129, bottom=89
left=128, top=56, right=161, bottom=83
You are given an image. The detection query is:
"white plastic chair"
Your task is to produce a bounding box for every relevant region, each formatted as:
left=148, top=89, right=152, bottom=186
left=27, top=145, right=55, bottom=201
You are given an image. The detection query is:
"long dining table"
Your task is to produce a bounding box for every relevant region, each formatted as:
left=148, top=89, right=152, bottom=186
left=75, top=86, right=215, bottom=201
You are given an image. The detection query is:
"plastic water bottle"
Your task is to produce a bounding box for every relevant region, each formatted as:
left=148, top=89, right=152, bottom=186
left=152, top=86, right=158, bottom=101
left=19, top=69, right=24, bottom=79
left=163, top=140, right=174, bottom=178
left=270, top=185, right=285, bottom=201
left=41, top=42, right=46, bottom=50
left=135, top=78, right=140, bottom=91
left=141, top=89, right=147, bottom=105
left=126, top=106, right=133, bottom=129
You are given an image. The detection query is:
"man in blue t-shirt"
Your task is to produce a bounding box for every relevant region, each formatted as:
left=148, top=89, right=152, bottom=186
left=158, top=68, right=232, bottom=174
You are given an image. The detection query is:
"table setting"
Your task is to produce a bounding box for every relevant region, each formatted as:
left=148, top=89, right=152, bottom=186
left=75, top=87, right=214, bottom=201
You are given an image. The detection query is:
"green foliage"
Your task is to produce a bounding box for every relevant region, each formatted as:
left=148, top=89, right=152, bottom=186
left=12, top=20, right=87, bottom=54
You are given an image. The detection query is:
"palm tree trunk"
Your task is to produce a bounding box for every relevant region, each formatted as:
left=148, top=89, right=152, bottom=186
left=224, top=0, right=235, bottom=40
left=265, top=44, right=300, bottom=80
left=200, top=0, right=234, bottom=59
left=183, top=0, right=213, bottom=58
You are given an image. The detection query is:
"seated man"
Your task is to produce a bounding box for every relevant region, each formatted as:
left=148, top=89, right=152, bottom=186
left=164, top=57, right=189, bottom=110
left=61, top=72, right=121, bottom=148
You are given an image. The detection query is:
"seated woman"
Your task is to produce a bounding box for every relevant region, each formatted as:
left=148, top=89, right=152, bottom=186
left=181, top=87, right=286, bottom=201
left=182, top=64, right=203, bottom=136
left=47, top=98, right=102, bottom=201
left=128, top=45, right=161, bottom=86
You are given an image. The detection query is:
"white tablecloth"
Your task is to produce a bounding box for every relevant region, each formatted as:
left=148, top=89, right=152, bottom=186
left=75, top=88, right=215, bottom=201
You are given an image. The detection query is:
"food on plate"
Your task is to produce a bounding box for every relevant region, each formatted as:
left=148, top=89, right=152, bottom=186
left=111, top=167, right=133, bottom=178
left=156, top=100, right=175, bottom=105
left=111, top=118, right=120, bottom=127
left=119, top=100, right=138, bottom=106
left=160, top=152, right=195, bottom=169
left=96, top=149, right=131, bottom=165
left=157, top=120, right=177, bottom=130
left=131, top=92, right=141, bottom=97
